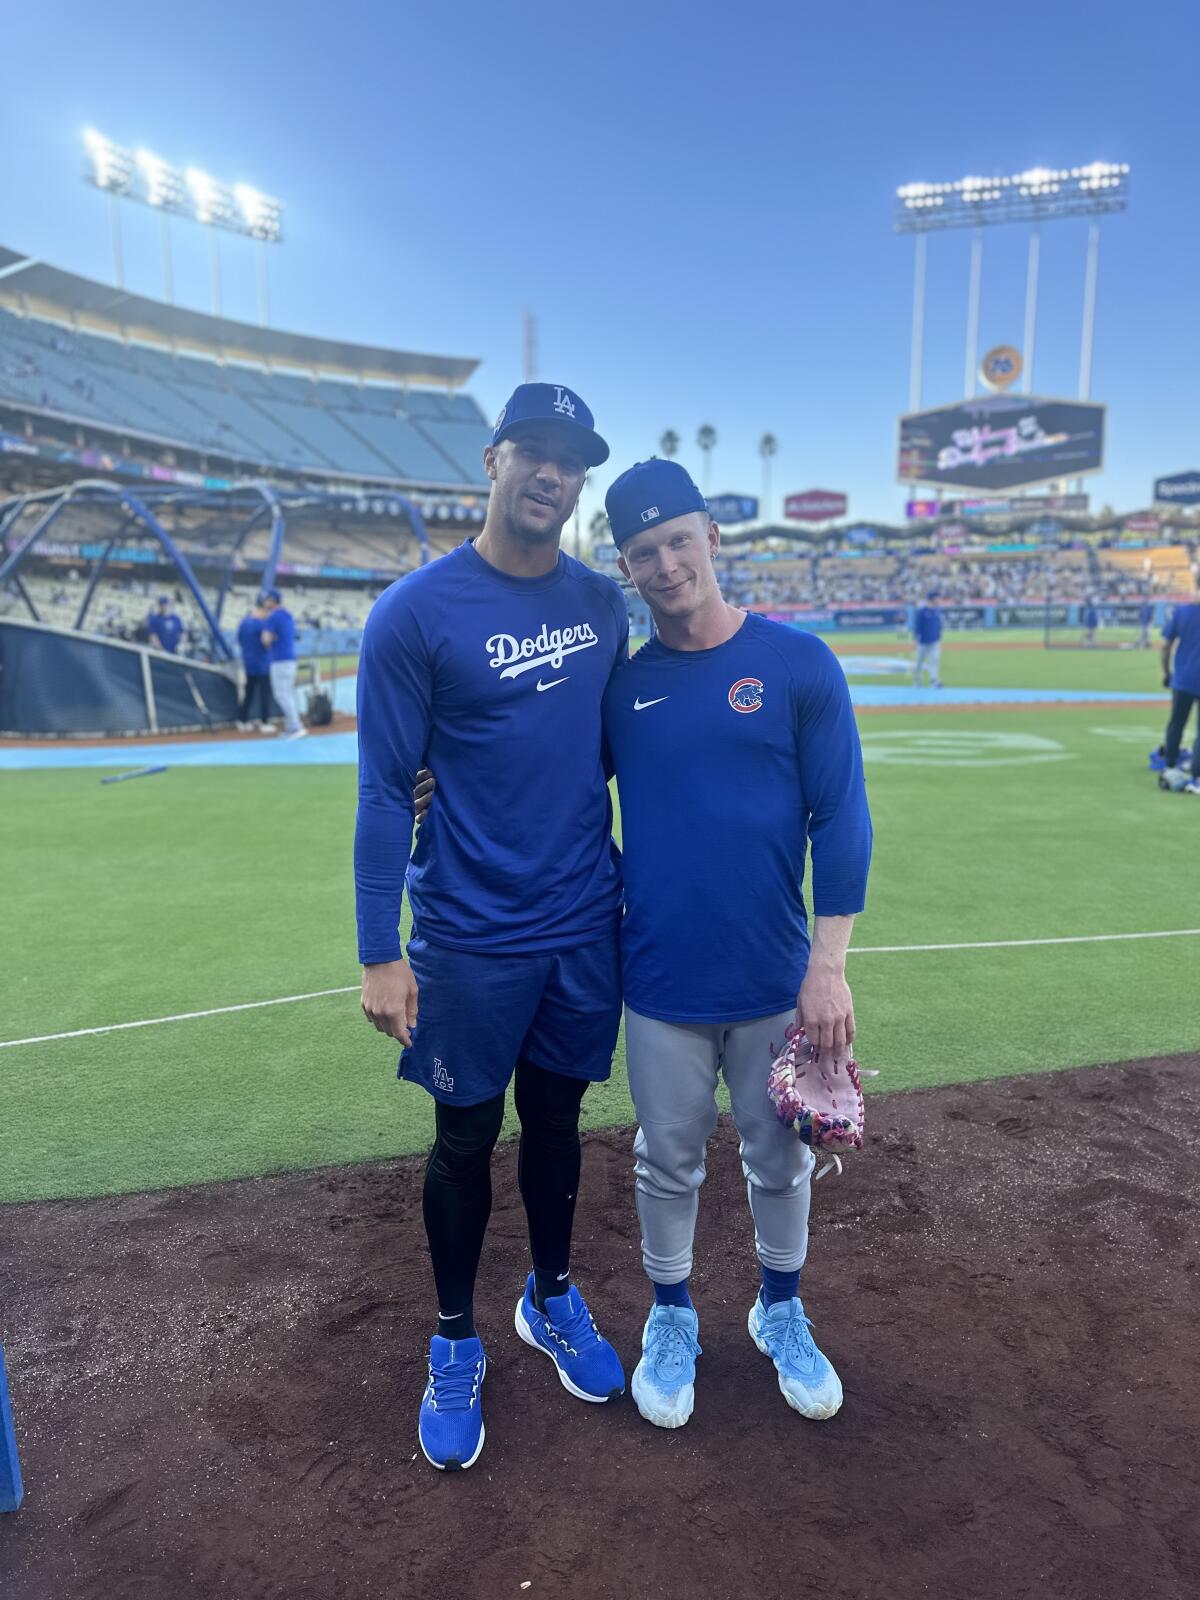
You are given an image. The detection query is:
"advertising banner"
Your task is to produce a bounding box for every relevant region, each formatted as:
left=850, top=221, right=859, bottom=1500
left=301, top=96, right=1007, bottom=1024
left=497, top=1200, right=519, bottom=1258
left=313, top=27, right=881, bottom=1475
left=898, top=394, right=1104, bottom=491
left=996, top=603, right=1068, bottom=627
left=785, top=489, right=848, bottom=521
left=1123, top=513, right=1160, bottom=534
left=706, top=494, right=758, bottom=524
left=833, top=607, right=905, bottom=630
left=1153, top=471, right=1200, bottom=505
left=939, top=605, right=989, bottom=629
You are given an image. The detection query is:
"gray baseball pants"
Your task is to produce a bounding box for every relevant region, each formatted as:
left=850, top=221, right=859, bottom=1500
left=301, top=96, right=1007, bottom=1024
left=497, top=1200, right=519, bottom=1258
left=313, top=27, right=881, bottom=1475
left=625, top=1005, right=814, bottom=1283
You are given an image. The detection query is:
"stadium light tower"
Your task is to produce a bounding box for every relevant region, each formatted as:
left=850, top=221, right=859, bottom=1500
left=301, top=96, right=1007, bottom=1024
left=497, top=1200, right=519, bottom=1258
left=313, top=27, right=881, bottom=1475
left=83, top=129, right=284, bottom=324
left=895, top=162, right=1130, bottom=408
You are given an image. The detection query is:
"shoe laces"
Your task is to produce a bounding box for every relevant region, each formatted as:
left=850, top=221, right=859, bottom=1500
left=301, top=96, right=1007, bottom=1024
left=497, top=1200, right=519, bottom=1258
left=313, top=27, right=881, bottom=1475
left=543, top=1296, right=603, bottom=1358
left=428, top=1351, right=483, bottom=1412
left=649, top=1315, right=701, bottom=1380
left=778, top=1304, right=817, bottom=1367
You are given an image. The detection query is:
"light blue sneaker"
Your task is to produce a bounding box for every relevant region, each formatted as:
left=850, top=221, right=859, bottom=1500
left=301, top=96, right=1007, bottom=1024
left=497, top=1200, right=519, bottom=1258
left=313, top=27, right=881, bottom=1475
left=748, top=1296, right=843, bottom=1420
left=514, top=1274, right=625, bottom=1402
left=417, top=1335, right=487, bottom=1470
left=631, top=1304, right=702, bottom=1429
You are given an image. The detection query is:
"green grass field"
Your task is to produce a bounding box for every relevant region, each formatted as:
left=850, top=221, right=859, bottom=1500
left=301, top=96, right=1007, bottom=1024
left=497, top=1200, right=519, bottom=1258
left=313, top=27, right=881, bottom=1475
left=2, top=633, right=1196, bottom=1205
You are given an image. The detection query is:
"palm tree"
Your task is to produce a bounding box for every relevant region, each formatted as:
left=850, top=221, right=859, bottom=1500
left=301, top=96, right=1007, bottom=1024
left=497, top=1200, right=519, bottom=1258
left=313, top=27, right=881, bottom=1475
left=696, top=424, right=717, bottom=492
left=658, top=430, right=680, bottom=459
left=758, top=432, right=778, bottom=522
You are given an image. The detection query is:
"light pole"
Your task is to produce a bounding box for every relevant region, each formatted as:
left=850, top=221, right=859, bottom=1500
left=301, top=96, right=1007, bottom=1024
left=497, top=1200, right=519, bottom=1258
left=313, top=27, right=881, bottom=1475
left=895, top=162, right=1129, bottom=412
left=759, top=433, right=778, bottom=521
left=83, top=132, right=284, bottom=321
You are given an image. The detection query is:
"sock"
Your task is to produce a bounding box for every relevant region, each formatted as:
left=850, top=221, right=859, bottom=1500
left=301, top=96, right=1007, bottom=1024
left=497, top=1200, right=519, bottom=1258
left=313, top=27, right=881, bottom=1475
left=436, top=1306, right=476, bottom=1342
left=759, top=1264, right=800, bottom=1308
left=652, top=1278, right=693, bottom=1310
left=533, top=1266, right=569, bottom=1312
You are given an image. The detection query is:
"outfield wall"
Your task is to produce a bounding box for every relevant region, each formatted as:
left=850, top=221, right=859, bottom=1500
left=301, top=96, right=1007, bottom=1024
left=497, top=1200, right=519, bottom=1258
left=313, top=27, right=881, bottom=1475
left=758, top=601, right=1174, bottom=633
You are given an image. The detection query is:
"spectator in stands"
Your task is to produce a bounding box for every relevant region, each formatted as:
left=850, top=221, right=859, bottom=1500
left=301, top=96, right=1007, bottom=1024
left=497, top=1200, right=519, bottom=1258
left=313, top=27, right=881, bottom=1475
left=260, top=587, right=305, bottom=740
left=1160, top=576, right=1200, bottom=794
left=237, top=600, right=273, bottom=732
left=146, top=596, right=183, bottom=654
left=911, top=591, right=943, bottom=688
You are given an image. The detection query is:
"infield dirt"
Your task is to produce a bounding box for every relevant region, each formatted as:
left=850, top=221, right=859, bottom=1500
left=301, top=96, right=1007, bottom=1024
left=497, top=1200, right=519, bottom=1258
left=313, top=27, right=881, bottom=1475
left=2, top=1057, right=1198, bottom=1600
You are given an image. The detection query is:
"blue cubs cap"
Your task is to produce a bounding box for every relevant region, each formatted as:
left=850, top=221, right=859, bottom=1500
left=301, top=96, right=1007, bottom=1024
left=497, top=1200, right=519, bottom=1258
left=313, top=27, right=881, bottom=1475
left=605, top=459, right=708, bottom=548
left=490, top=382, right=609, bottom=468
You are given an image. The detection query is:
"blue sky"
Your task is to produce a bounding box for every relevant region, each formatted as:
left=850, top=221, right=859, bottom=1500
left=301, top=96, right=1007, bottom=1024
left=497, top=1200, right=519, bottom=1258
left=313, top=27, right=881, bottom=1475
left=2, top=0, right=1196, bottom=528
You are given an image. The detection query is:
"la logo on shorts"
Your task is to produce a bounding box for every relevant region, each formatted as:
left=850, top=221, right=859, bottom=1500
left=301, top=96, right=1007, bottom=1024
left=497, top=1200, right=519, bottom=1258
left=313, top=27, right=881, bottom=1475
left=728, top=677, right=764, bottom=714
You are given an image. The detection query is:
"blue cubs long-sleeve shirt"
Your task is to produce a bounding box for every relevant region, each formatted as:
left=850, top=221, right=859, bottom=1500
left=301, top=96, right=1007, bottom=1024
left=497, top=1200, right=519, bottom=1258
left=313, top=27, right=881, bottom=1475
left=355, top=539, right=627, bottom=964
left=603, top=612, right=872, bottom=1024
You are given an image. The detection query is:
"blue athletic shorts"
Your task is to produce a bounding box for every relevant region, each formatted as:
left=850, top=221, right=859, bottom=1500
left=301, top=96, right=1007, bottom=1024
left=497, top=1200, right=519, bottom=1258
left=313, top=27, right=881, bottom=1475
left=399, top=927, right=622, bottom=1106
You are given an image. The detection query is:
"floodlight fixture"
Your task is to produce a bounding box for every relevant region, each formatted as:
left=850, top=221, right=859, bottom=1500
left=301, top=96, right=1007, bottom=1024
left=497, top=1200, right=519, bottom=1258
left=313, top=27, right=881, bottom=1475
left=81, top=130, right=284, bottom=243
left=895, top=162, right=1129, bottom=232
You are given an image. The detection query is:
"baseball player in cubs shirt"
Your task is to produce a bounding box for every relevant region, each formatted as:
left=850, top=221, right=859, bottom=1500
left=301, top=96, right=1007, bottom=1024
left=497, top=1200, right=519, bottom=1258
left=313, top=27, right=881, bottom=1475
left=602, top=460, right=872, bottom=1430
left=355, top=383, right=627, bottom=1471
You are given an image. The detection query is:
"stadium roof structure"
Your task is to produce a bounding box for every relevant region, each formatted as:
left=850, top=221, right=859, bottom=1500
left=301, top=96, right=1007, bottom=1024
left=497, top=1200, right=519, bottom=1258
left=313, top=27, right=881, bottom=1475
left=0, top=247, right=478, bottom=387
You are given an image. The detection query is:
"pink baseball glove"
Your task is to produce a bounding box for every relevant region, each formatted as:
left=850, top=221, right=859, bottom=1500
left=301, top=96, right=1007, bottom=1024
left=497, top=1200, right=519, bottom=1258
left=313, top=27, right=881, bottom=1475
left=767, top=1024, right=865, bottom=1180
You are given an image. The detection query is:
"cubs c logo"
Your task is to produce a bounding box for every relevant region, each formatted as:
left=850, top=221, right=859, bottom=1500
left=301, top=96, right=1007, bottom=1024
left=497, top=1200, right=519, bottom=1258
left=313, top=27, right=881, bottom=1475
left=728, top=677, right=764, bottom=713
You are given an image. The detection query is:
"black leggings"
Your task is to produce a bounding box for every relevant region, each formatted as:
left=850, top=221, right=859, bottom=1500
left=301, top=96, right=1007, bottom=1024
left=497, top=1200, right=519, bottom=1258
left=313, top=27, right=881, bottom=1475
left=1164, top=690, right=1199, bottom=774
left=422, top=1059, right=588, bottom=1320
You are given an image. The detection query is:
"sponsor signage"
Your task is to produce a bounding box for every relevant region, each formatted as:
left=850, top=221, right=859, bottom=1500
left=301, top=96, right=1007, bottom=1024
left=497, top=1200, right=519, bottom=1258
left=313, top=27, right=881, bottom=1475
left=704, top=492, right=761, bottom=524
left=1153, top=471, right=1200, bottom=505
left=905, top=493, right=1087, bottom=520
left=833, top=607, right=905, bottom=630
left=785, top=489, right=848, bottom=522
left=898, top=394, right=1104, bottom=491
left=980, top=345, right=1022, bottom=391
left=591, top=542, right=619, bottom=565
left=996, top=603, right=1070, bottom=626
left=706, top=493, right=759, bottom=524
left=939, top=605, right=988, bottom=629
left=1122, top=513, right=1160, bottom=534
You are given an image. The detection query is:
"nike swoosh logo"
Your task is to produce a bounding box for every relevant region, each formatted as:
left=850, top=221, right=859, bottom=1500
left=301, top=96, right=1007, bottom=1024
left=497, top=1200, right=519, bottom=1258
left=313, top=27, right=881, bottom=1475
left=634, top=696, right=669, bottom=711
left=536, top=677, right=569, bottom=692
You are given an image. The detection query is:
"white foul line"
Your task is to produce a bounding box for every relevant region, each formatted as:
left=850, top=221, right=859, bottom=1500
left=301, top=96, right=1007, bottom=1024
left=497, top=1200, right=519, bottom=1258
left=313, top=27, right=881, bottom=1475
left=0, top=987, right=359, bottom=1050
left=850, top=928, right=1200, bottom=955
left=2, top=927, right=1199, bottom=1051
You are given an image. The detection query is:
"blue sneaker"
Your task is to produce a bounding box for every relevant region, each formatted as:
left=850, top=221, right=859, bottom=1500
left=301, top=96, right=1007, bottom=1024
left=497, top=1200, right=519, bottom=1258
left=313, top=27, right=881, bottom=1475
left=418, top=1335, right=486, bottom=1470
left=631, top=1304, right=702, bottom=1429
left=514, top=1275, right=625, bottom=1402
left=748, top=1296, right=843, bottom=1420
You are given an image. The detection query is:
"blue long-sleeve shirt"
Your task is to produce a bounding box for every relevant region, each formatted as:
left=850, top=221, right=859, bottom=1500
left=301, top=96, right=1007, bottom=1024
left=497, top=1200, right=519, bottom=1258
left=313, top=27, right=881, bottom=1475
left=603, top=613, right=872, bottom=1023
left=913, top=605, right=942, bottom=644
left=354, top=539, right=627, bottom=964
left=238, top=614, right=269, bottom=675
left=147, top=612, right=183, bottom=653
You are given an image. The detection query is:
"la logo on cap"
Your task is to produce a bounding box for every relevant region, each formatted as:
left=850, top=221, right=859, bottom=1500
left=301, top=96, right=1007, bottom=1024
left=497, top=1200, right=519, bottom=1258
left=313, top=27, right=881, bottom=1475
left=641, top=505, right=659, bottom=523
left=552, top=387, right=576, bottom=418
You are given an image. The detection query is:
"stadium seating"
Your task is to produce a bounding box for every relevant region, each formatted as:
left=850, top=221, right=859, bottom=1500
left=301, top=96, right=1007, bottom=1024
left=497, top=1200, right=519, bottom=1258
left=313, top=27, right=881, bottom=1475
left=0, top=308, right=490, bottom=487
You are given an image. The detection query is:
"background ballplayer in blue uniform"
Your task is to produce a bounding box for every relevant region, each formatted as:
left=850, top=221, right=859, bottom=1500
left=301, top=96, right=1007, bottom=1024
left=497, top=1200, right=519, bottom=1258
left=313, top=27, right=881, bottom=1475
left=911, top=591, right=943, bottom=687
left=236, top=599, right=273, bottom=732
left=146, top=596, right=183, bottom=654
left=260, top=588, right=304, bottom=739
left=1159, top=574, right=1200, bottom=793
left=356, top=383, right=627, bottom=1471
left=602, top=460, right=872, bottom=1432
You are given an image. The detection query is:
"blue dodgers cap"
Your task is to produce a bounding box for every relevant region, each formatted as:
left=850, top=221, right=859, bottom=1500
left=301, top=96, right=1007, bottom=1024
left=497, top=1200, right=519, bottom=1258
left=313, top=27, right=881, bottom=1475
left=605, top=459, right=708, bottom=548
left=490, top=382, right=609, bottom=467
left=260, top=587, right=283, bottom=603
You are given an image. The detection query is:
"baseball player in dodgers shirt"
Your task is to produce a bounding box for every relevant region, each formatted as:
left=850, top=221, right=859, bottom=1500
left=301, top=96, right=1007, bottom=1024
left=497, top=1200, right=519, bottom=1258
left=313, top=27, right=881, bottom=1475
left=356, top=384, right=627, bottom=1472
left=602, top=460, right=873, bottom=1430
